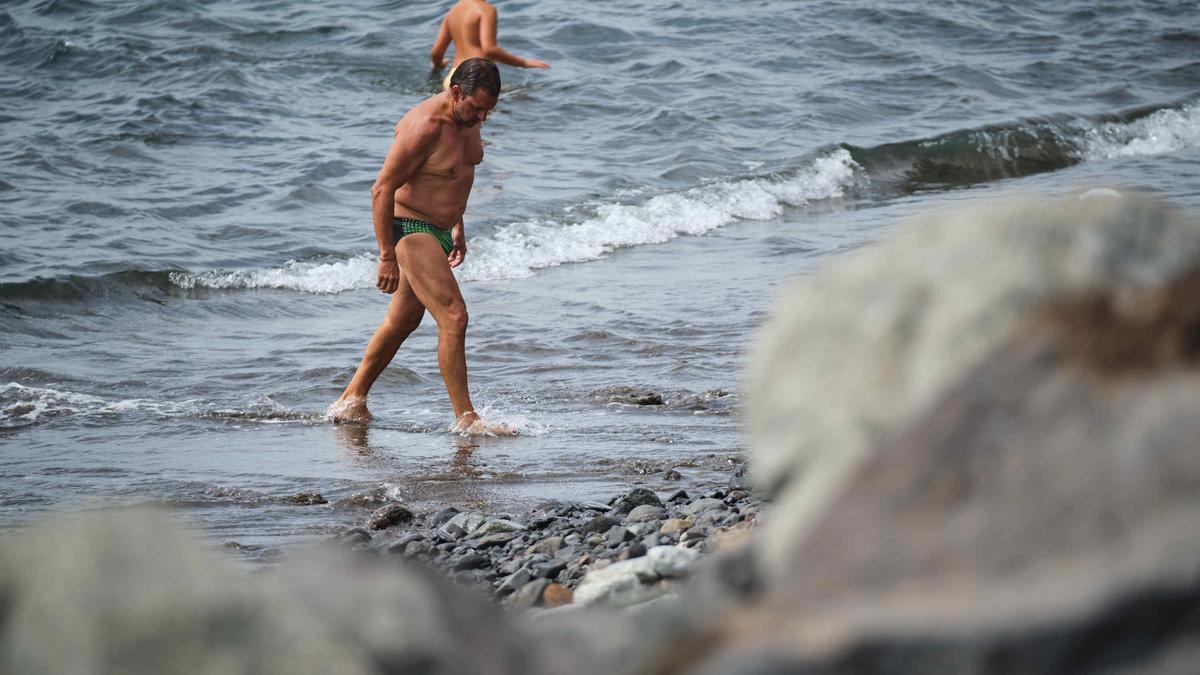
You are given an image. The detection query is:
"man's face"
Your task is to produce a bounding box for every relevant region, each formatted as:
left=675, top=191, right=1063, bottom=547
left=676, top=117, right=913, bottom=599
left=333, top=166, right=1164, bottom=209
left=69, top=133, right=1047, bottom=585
left=451, top=87, right=498, bottom=128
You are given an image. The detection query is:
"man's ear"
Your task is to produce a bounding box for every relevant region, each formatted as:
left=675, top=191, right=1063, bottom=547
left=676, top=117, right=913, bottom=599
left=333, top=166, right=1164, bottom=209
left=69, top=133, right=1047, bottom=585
left=449, top=84, right=461, bottom=101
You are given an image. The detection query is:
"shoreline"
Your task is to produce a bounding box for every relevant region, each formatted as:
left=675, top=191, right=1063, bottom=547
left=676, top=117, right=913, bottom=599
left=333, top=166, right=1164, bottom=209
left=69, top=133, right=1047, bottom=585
left=324, top=462, right=764, bottom=609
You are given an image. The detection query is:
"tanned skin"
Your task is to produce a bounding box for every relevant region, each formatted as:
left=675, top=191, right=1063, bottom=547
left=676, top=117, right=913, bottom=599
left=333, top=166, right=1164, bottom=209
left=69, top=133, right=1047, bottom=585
left=331, top=82, right=513, bottom=436
left=431, top=0, right=550, bottom=79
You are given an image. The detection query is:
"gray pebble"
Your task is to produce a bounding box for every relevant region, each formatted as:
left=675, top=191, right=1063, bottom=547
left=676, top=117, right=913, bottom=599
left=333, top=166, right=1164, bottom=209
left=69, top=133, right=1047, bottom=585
left=497, top=567, right=533, bottom=596
left=429, top=506, right=460, bottom=527
left=403, top=540, right=434, bottom=558
left=582, top=515, right=620, bottom=534
left=509, top=578, right=551, bottom=608
left=682, top=498, right=726, bottom=516
left=626, top=505, right=668, bottom=523
left=453, top=551, right=488, bottom=571
left=605, top=525, right=631, bottom=547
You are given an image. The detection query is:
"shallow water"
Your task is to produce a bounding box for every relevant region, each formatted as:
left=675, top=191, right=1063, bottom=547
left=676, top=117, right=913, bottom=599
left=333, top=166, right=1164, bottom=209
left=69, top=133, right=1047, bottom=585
left=2, top=0, right=1199, bottom=558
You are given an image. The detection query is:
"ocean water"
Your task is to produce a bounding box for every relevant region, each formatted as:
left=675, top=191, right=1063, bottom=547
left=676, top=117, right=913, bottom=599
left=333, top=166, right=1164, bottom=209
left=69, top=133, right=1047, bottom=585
left=2, top=0, right=1198, bottom=558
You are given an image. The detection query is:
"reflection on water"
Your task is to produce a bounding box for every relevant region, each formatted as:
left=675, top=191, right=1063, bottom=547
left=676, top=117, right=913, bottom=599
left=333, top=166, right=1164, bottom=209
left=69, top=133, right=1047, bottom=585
left=332, top=422, right=374, bottom=456
left=330, top=422, right=496, bottom=511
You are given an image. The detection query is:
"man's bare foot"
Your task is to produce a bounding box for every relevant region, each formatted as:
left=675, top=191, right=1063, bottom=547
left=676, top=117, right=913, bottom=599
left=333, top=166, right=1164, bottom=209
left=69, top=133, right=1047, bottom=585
left=454, top=411, right=517, bottom=437
left=328, top=396, right=373, bottom=424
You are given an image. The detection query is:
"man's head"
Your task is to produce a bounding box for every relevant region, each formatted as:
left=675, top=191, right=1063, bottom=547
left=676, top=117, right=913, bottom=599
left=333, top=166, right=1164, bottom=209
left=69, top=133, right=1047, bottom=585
left=448, top=57, right=500, bottom=128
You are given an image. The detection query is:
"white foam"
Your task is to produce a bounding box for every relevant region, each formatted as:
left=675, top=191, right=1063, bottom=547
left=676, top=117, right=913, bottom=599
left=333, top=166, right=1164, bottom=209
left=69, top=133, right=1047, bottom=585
left=170, top=149, right=863, bottom=293
left=1082, top=104, right=1200, bottom=161
left=0, top=383, right=320, bottom=428
left=461, top=149, right=861, bottom=282
left=170, top=255, right=376, bottom=295
left=448, top=402, right=549, bottom=437
left=0, top=382, right=191, bottom=428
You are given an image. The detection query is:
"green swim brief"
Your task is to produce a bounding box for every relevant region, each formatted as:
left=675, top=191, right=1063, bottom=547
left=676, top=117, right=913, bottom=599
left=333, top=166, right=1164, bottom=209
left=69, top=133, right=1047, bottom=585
left=392, top=217, right=454, bottom=255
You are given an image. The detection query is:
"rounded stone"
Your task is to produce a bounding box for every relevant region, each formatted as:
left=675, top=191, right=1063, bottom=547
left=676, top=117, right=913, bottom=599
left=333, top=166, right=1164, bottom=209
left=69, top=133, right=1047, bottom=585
left=626, top=505, right=668, bottom=523
left=542, top=583, right=573, bottom=607
left=366, top=504, right=414, bottom=530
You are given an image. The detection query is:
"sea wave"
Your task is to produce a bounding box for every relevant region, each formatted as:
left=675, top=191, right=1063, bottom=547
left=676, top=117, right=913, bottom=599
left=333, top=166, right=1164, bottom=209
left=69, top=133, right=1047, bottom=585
left=1082, top=104, right=1200, bottom=161
left=169, top=256, right=370, bottom=295
left=845, top=101, right=1200, bottom=192
left=9, top=102, right=1196, bottom=301
left=0, top=270, right=176, bottom=304
left=0, top=382, right=322, bottom=430
left=0, top=382, right=188, bottom=429
left=169, top=149, right=864, bottom=293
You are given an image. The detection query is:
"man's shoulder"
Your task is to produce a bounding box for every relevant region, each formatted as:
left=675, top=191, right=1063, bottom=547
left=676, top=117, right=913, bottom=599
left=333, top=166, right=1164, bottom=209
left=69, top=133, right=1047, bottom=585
left=396, top=102, right=448, bottom=142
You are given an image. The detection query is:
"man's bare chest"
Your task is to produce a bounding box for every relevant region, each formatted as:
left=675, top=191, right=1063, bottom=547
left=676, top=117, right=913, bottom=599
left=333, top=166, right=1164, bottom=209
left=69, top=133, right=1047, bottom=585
left=422, top=133, right=483, bottom=178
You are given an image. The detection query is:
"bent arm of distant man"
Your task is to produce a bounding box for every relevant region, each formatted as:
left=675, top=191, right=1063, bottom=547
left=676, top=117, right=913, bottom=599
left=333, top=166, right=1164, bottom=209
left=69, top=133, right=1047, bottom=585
left=371, top=119, right=439, bottom=294
left=480, top=5, right=549, bottom=68
left=430, top=17, right=451, bottom=68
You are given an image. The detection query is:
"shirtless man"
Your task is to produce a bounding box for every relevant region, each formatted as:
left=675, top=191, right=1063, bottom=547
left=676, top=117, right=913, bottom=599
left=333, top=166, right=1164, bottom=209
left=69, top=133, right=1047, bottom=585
left=331, top=58, right=512, bottom=436
left=431, top=0, right=549, bottom=89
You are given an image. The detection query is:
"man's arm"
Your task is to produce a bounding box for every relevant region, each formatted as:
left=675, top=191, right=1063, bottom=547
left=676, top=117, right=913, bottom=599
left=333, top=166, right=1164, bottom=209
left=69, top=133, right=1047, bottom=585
left=430, top=16, right=451, bottom=68
left=371, top=118, right=438, bottom=293
left=479, top=6, right=549, bottom=69
left=448, top=215, right=466, bottom=269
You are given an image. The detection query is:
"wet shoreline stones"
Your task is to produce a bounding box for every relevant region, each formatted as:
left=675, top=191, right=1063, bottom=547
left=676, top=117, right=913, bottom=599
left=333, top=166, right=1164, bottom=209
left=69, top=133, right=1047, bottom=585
left=329, top=471, right=765, bottom=610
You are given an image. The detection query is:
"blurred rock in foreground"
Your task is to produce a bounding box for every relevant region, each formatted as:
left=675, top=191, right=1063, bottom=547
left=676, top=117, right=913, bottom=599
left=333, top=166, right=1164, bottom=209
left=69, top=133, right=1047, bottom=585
left=5, top=190, right=1200, bottom=674
left=748, top=188, right=1200, bottom=579
left=0, top=510, right=566, bottom=675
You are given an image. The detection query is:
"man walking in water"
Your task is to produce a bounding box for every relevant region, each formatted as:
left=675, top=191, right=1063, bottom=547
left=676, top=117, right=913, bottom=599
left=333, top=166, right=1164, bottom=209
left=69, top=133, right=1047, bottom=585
left=331, top=58, right=512, bottom=436
left=431, top=0, right=549, bottom=89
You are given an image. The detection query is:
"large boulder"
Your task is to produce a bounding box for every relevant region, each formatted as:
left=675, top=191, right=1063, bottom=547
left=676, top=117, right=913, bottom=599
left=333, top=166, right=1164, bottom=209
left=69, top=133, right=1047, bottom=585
left=692, top=272, right=1200, bottom=672
left=0, top=509, right=568, bottom=675
left=680, top=190, right=1200, bottom=673
left=747, top=189, right=1200, bottom=577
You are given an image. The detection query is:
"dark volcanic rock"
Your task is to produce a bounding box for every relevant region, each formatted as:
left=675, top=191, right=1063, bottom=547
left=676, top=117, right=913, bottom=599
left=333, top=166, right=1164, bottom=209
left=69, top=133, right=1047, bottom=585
left=618, top=542, right=647, bottom=561
left=283, top=491, right=327, bottom=506
left=366, top=504, right=414, bottom=530
left=385, top=533, right=427, bottom=555
left=604, top=526, right=630, bottom=547
left=402, top=540, right=434, bottom=559
left=611, top=487, right=663, bottom=515
left=582, top=515, right=620, bottom=535
left=337, top=528, right=371, bottom=547
left=430, top=506, right=461, bottom=527
left=532, top=559, right=568, bottom=580
left=497, top=568, right=533, bottom=596
left=452, top=552, right=488, bottom=571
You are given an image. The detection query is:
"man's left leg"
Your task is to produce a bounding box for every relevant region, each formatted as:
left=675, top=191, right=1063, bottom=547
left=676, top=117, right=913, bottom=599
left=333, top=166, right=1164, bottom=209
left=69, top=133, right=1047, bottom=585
left=396, top=233, right=513, bottom=435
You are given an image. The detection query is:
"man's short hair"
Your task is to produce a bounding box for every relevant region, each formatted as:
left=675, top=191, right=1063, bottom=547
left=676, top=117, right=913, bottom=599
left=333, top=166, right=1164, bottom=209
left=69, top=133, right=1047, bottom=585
left=450, top=57, right=501, bottom=98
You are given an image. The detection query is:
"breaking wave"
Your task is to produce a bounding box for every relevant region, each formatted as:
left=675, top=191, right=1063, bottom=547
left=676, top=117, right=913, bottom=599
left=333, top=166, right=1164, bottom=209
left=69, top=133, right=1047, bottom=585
left=8, top=102, right=1196, bottom=300
left=0, top=382, right=323, bottom=430
left=845, top=101, right=1199, bottom=192
left=168, top=149, right=863, bottom=293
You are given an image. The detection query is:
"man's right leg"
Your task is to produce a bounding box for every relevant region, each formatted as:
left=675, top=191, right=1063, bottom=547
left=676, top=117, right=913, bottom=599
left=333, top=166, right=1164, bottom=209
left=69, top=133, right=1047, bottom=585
left=330, top=274, right=425, bottom=422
